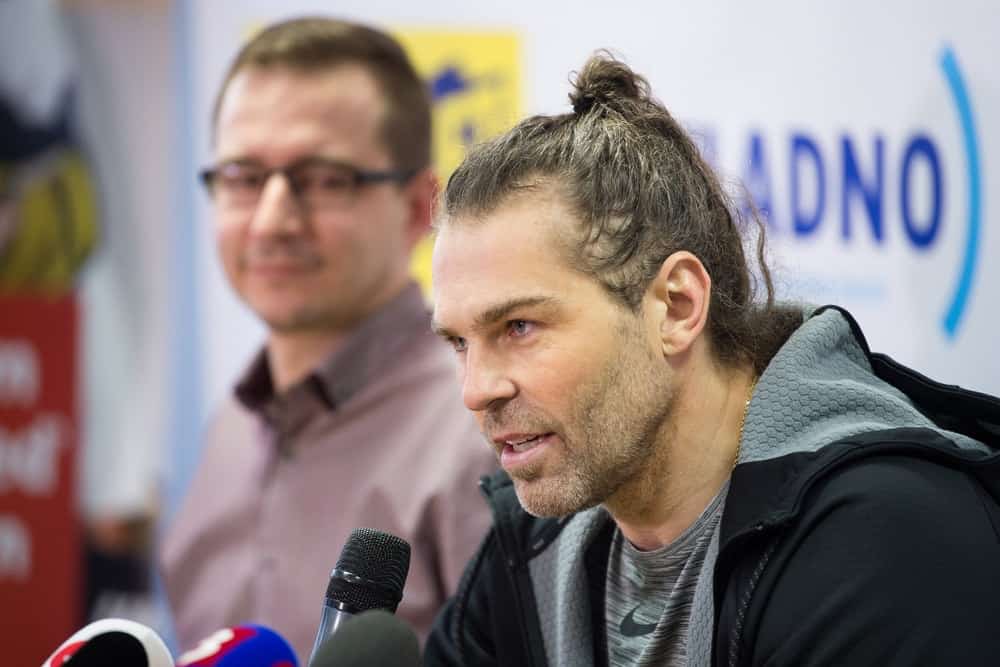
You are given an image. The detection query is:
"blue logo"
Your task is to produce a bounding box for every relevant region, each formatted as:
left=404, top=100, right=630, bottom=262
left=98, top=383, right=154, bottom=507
left=429, top=65, right=479, bottom=145
left=939, top=46, right=981, bottom=339
left=694, top=46, right=982, bottom=339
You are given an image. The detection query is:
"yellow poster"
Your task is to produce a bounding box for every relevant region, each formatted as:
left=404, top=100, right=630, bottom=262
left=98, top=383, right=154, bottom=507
left=395, top=30, right=522, bottom=295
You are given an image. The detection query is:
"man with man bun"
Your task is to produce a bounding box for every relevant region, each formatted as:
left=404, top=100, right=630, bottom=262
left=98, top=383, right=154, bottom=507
left=423, top=53, right=1000, bottom=666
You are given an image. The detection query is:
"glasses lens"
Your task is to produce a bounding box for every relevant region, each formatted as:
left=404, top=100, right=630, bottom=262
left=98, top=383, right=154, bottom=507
left=212, top=163, right=268, bottom=208
left=289, top=162, right=356, bottom=209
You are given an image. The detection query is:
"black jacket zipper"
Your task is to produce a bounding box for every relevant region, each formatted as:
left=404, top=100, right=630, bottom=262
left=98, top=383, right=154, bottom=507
left=483, top=479, right=547, bottom=666
left=726, top=535, right=780, bottom=667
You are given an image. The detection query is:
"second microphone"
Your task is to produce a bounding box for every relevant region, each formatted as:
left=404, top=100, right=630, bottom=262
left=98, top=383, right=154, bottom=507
left=307, top=527, right=411, bottom=665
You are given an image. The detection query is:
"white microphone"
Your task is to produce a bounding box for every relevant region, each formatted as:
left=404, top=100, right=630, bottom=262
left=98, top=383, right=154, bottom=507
left=40, top=618, right=173, bottom=667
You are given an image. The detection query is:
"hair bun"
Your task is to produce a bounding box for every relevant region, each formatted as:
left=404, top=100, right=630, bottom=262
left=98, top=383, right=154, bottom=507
left=571, top=92, right=597, bottom=115
left=568, top=51, right=649, bottom=116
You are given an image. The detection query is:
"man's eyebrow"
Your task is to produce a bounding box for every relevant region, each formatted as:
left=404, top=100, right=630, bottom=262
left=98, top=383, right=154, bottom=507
left=475, top=296, right=557, bottom=328
left=430, top=318, right=454, bottom=338
left=431, top=295, right=559, bottom=338
left=212, top=155, right=264, bottom=168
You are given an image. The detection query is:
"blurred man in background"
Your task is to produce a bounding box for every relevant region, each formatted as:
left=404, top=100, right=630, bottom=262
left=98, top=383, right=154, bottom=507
left=160, top=17, right=495, bottom=662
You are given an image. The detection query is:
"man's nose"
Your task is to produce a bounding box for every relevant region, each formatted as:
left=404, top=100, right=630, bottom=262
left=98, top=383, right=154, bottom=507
left=248, top=173, right=306, bottom=236
left=461, top=346, right=517, bottom=412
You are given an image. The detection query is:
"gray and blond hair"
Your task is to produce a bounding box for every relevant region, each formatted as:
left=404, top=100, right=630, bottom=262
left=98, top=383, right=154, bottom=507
left=442, top=52, right=800, bottom=373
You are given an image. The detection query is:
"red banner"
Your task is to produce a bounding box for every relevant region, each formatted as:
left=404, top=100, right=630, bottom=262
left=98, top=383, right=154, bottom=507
left=0, top=296, right=81, bottom=664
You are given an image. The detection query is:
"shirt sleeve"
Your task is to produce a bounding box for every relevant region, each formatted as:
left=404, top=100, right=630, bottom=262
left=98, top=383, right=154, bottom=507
left=408, top=401, right=497, bottom=642
left=425, top=529, right=502, bottom=667
left=433, top=430, right=497, bottom=598
left=746, top=455, right=1000, bottom=666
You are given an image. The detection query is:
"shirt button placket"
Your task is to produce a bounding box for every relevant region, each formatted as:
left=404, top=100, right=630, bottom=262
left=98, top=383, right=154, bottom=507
left=255, top=424, right=285, bottom=623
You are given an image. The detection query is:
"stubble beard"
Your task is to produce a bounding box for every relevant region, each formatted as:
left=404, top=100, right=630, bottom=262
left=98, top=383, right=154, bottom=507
left=262, top=300, right=350, bottom=334
left=506, top=321, right=675, bottom=518
left=247, top=263, right=388, bottom=335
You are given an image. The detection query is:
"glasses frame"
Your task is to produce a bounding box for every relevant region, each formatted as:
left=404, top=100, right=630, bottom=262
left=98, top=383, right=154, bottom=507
left=198, top=157, right=420, bottom=211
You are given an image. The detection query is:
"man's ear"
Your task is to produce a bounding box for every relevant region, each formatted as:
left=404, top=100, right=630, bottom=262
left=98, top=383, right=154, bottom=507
left=405, top=168, right=438, bottom=252
left=646, top=251, right=712, bottom=358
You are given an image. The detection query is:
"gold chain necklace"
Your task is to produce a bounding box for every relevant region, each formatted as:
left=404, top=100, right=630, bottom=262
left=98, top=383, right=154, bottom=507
left=733, top=376, right=758, bottom=470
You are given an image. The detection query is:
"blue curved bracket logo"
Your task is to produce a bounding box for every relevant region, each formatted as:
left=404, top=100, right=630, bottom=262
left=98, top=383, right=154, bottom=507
left=940, top=47, right=982, bottom=339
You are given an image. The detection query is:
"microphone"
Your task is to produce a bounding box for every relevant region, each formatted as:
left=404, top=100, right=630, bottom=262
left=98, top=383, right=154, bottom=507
left=176, top=624, right=297, bottom=667
left=59, top=631, right=152, bottom=665
left=307, top=528, right=411, bottom=664
left=40, top=618, right=172, bottom=667
left=309, top=610, right=420, bottom=667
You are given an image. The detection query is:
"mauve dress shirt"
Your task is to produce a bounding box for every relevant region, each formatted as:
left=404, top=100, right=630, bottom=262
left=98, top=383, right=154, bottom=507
left=159, top=284, right=497, bottom=663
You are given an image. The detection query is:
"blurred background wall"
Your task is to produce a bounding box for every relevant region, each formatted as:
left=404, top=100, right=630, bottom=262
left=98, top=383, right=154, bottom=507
left=2, top=0, right=997, bottom=662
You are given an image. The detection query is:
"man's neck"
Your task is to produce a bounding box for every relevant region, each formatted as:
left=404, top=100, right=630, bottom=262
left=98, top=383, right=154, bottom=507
left=263, top=280, right=414, bottom=392
left=266, top=328, right=349, bottom=393
left=608, top=361, right=756, bottom=552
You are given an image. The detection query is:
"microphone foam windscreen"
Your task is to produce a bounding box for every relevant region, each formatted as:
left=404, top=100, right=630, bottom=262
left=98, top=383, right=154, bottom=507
left=310, top=609, right=420, bottom=667
left=327, top=527, right=411, bottom=611
left=177, top=624, right=297, bottom=667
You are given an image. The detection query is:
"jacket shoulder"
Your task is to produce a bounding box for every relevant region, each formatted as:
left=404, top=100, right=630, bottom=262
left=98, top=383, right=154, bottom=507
left=736, top=453, right=1000, bottom=665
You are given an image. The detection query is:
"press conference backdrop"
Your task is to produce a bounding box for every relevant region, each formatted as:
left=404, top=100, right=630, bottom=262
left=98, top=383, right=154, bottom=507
left=170, top=0, right=999, bottom=509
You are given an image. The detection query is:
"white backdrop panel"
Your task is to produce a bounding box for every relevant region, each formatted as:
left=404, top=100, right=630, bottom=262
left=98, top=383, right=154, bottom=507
left=186, top=0, right=999, bottom=419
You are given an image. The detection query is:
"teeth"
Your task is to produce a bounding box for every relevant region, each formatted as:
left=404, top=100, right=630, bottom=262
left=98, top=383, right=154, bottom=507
left=509, top=435, right=541, bottom=452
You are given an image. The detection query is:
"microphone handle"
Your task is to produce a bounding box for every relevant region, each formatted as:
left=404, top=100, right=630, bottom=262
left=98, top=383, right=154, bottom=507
left=308, top=600, right=355, bottom=665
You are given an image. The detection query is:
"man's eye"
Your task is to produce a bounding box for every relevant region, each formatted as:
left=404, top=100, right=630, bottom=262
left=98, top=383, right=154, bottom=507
left=448, top=336, right=467, bottom=352
left=508, top=320, right=534, bottom=337
left=222, top=170, right=266, bottom=190
left=299, top=168, right=353, bottom=191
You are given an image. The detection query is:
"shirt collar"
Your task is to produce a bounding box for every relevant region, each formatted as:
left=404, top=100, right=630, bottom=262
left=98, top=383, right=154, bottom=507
left=313, top=282, right=430, bottom=407
left=234, top=282, right=431, bottom=416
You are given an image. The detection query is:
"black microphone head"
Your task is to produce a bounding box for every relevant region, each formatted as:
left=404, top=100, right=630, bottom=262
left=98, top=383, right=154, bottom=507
left=64, top=631, right=147, bottom=665
left=310, top=609, right=420, bottom=667
left=326, top=527, right=411, bottom=613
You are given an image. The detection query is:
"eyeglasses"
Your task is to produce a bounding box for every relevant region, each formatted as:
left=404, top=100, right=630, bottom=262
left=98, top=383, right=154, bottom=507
left=199, top=157, right=419, bottom=212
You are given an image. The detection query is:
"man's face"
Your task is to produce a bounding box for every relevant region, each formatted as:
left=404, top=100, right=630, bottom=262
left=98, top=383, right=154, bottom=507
left=212, top=64, right=422, bottom=333
left=432, top=189, right=676, bottom=517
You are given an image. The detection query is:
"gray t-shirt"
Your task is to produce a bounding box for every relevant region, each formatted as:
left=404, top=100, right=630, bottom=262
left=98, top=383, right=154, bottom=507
left=605, top=482, right=729, bottom=666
